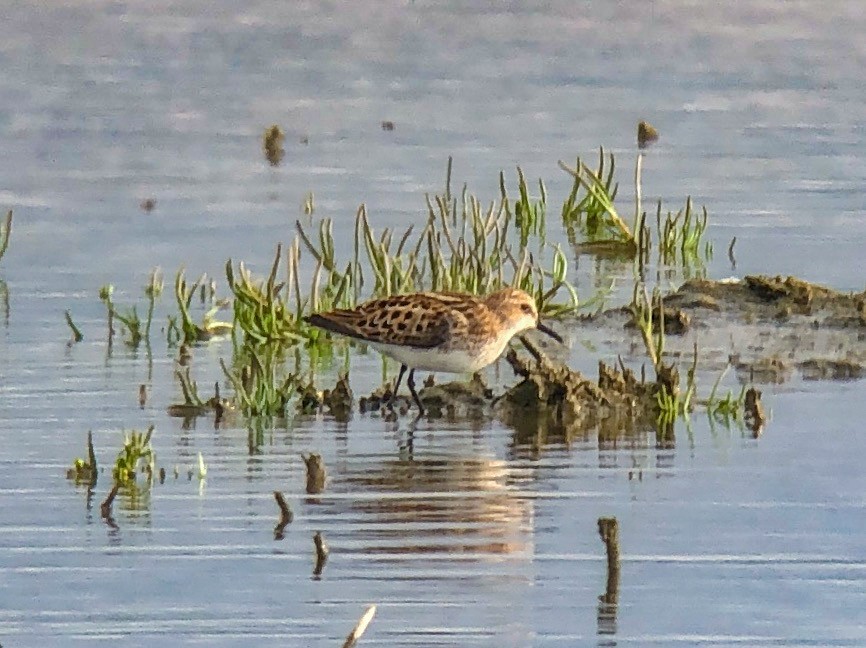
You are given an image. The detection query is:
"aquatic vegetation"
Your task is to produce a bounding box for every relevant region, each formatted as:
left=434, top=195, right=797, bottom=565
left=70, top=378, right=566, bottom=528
left=99, top=284, right=143, bottom=348
left=227, top=247, right=312, bottom=347
left=221, top=345, right=298, bottom=417
left=560, top=145, right=711, bottom=269
left=0, top=210, right=11, bottom=264
left=303, top=191, right=315, bottom=215
left=64, top=310, right=83, bottom=344
left=169, top=269, right=232, bottom=345
left=703, top=365, right=747, bottom=427
left=296, top=160, right=580, bottom=318
left=655, top=197, right=712, bottom=266
left=143, top=267, right=163, bottom=342
left=508, top=166, right=547, bottom=247
left=97, top=269, right=166, bottom=349
left=629, top=283, right=696, bottom=426
left=112, top=425, right=155, bottom=484
left=66, top=431, right=98, bottom=485
left=561, top=149, right=626, bottom=246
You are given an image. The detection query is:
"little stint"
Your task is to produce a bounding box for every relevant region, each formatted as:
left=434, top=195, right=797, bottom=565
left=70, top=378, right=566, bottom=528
left=304, top=287, right=562, bottom=415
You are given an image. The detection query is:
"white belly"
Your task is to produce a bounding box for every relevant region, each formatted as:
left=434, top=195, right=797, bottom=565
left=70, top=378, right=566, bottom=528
left=368, top=340, right=504, bottom=373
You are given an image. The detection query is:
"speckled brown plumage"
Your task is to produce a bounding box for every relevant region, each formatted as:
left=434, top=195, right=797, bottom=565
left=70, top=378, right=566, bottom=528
left=306, top=291, right=498, bottom=349
left=304, top=287, right=561, bottom=415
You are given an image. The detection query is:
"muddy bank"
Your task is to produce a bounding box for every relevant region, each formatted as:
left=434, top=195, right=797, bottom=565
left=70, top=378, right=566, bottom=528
left=304, top=275, right=853, bottom=434
left=587, top=275, right=866, bottom=384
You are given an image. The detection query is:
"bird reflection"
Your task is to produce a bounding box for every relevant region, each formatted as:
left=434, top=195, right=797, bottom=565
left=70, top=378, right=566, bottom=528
left=337, top=455, right=532, bottom=557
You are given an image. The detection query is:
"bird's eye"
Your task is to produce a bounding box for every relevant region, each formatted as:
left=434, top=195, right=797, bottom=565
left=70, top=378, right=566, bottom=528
left=520, top=303, right=534, bottom=315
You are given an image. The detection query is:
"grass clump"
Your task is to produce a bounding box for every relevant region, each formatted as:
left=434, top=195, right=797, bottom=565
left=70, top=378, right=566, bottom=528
left=227, top=245, right=313, bottom=348
left=112, top=425, right=155, bottom=484
left=559, top=144, right=711, bottom=268
left=168, top=269, right=232, bottom=345
left=66, top=431, right=98, bottom=485
left=221, top=346, right=299, bottom=417
left=97, top=268, right=166, bottom=350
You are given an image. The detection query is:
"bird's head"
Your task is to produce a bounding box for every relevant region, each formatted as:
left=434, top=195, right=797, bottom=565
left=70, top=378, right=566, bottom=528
left=484, top=288, right=563, bottom=342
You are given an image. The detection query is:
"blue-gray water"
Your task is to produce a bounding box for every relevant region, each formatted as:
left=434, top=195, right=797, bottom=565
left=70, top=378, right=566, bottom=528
left=2, top=1, right=866, bottom=646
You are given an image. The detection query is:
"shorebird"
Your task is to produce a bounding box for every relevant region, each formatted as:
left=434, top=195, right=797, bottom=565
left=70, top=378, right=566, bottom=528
left=304, top=287, right=562, bottom=415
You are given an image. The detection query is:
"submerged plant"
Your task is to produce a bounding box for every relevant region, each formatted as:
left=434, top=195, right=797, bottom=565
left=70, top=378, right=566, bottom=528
left=221, top=345, right=298, bottom=417
left=64, top=310, right=84, bottom=345
left=112, top=425, right=155, bottom=484
left=703, top=365, right=747, bottom=427
left=67, top=431, right=98, bottom=485
left=170, top=269, right=232, bottom=345
left=99, top=284, right=143, bottom=348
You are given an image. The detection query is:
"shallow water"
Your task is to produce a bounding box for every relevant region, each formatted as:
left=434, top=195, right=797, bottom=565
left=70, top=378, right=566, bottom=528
left=2, top=1, right=866, bottom=646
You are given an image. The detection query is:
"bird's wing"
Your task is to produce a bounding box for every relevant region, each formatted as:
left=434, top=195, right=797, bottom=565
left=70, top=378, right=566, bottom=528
left=304, top=295, right=469, bottom=349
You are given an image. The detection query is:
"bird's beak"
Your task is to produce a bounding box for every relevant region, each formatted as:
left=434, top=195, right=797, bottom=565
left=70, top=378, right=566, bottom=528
left=536, top=322, right=563, bottom=343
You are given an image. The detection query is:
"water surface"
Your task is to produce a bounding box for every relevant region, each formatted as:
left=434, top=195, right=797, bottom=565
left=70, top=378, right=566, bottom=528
left=1, top=1, right=866, bottom=646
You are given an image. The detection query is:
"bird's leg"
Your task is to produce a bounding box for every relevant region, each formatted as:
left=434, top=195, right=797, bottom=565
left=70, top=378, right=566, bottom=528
left=389, top=364, right=408, bottom=409
left=406, top=368, right=425, bottom=416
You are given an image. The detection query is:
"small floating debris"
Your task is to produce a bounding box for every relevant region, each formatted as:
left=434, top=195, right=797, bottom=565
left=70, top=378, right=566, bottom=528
left=262, top=124, right=285, bottom=166
left=637, top=120, right=658, bottom=149
left=139, top=198, right=156, bottom=213
left=743, top=387, right=766, bottom=435
left=138, top=384, right=147, bottom=408
left=302, top=453, right=326, bottom=494
left=380, top=120, right=395, bottom=131
left=341, top=605, right=377, bottom=648
left=313, top=531, right=329, bottom=577
left=597, top=517, right=620, bottom=602
left=273, top=491, right=293, bottom=540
